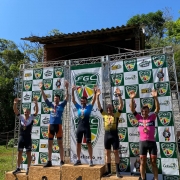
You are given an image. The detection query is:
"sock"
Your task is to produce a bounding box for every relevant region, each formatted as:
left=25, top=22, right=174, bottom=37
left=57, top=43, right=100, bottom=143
left=116, top=163, right=119, bottom=173
left=107, top=163, right=111, bottom=173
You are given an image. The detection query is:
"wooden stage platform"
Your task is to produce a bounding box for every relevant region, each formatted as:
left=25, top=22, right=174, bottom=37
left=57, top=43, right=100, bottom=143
left=5, top=164, right=140, bottom=180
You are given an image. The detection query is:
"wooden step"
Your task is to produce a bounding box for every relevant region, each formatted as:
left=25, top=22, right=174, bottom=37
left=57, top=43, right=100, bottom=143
left=61, top=164, right=106, bottom=180
left=101, top=175, right=139, bottom=180
left=28, top=165, right=61, bottom=180
left=5, top=171, right=27, bottom=180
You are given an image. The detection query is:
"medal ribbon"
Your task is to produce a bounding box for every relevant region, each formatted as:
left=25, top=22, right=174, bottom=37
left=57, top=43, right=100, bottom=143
left=54, top=105, right=57, bottom=113
left=108, top=115, right=113, bottom=125
left=81, top=108, right=85, bottom=119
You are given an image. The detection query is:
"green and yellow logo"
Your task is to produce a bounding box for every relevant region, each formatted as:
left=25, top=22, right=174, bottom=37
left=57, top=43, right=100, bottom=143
left=33, top=114, right=40, bottom=126
left=74, top=73, right=99, bottom=103
left=32, top=91, right=41, bottom=102
left=118, top=128, right=127, bottom=142
left=40, top=127, right=48, bottom=139
left=54, top=67, right=64, bottom=78
left=73, top=116, right=101, bottom=150
left=125, top=85, right=138, bottom=98
left=111, top=73, right=123, bottom=86
left=124, top=59, right=136, bottom=71
left=155, top=82, right=169, bottom=96
left=41, top=102, right=50, bottom=114
left=43, top=79, right=52, bottom=90
left=24, top=72, right=32, bottom=78
left=158, top=112, right=171, bottom=126
left=32, top=139, right=39, bottom=152
left=130, top=143, right=140, bottom=157
left=127, top=114, right=138, bottom=127
left=52, top=141, right=59, bottom=153
left=53, top=90, right=64, bottom=101
left=161, top=143, right=175, bottom=158
left=34, top=69, right=43, bottom=79
left=119, top=158, right=129, bottom=172
left=24, top=81, right=32, bottom=91
left=147, top=158, right=161, bottom=173
left=22, top=152, right=27, bottom=164
left=39, top=152, right=48, bottom=164
left=141, top=98, right=154, bottom=111
left=22, top=103, right=31, bottom=112
left=139, top=70, right=151, bottom=83
left=152, top=54, right=166, bottom=68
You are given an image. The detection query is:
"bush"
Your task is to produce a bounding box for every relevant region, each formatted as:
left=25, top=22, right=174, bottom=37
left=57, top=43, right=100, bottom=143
left=7, top=139, right=14, bottom=147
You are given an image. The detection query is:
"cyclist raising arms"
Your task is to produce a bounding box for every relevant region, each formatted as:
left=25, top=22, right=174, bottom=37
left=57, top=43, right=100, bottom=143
left=130, top=90, right=160, bottom=180
left=96, top=88, right=123, bottom=178
left=72, top=85, right=97, bottom=166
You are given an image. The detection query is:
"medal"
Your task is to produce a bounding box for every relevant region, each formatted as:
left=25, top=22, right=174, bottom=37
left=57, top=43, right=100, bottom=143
left=108, top=115, right=113, bottom=128
left=81, top=108, right=85, bottom=119
left=143, top=119, right=148, bottom=134
left=23, top=126, right=26, bottom=130
left=143, top=128, right=148, bottom=133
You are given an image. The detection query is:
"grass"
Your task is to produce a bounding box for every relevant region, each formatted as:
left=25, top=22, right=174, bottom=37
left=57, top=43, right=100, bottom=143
left=0, top=146, right=17, bottom=180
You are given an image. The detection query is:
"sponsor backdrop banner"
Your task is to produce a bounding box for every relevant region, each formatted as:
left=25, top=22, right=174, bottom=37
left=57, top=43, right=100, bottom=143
left=110, top=54, right=179, bottom=179
left=22, top=67, right=64, bottom=169
left=70, top=63, right=104, bottom=164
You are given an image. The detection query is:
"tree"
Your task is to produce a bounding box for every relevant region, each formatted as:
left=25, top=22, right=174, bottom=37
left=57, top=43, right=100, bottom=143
left=127, top=10, right=167, bottom=48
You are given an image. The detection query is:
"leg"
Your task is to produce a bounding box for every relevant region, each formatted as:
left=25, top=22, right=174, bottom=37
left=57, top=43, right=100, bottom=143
left=76, top=126, right=83, bottom=161
left=26, top=151, right=32, bottom=168
left=77, top=143, right=81, bottom=160
left=140, top=156, right=147, bottom=180
left=57, top=139, right=64, bottom=161
left=48, top=140, right=53, bottom=161
left=105, top=149, right=111, bottom=163
left=150, top=157, right=158, bottom=180
left=86, top=143, right=93, bottom=160
left=48, top=124, right=55, bottom=161
left=17, top=151, right=23, bottom=168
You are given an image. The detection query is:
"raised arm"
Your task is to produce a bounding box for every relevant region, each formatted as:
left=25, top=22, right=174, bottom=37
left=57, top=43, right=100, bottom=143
left=115, top=88, right=123, bottom=110
left=72, top=86, right=77, bottom=105
left=33, top=98, right=39, bottom=115
left=129, top=90, right=136, bottom=113
left=13, top=98, right=19, bottom=115
left=64, top=80, right=69, bottom=101
left=91, top=86, right=97, bottom=106
left=39, top=82, right=47, bottom=101
left=96, top=89, right=102, bottom=110
left=151, top=89, right=160, bottom=113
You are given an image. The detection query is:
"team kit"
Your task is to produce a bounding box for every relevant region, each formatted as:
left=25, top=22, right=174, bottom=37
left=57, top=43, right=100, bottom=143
left=12, top=56, right=178, bottom=180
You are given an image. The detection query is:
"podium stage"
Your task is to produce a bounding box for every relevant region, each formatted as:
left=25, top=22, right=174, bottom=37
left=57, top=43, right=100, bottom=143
left=5, top=164, right=140, bottom=180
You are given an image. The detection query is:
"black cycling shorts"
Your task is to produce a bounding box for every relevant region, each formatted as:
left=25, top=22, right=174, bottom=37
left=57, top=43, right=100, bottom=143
left=76, top=124, right=91, bottom=144
left=104, top=132, right=119, bottom=150
left=18, top=136, right=32, bottom=152
left=139, top=141, right=157, bottom=156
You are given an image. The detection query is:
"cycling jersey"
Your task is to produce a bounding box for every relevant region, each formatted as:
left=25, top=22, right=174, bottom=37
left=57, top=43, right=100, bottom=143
left=45, top=99, right=67, bottom=124
left=133, top=111, right=156, bottom=141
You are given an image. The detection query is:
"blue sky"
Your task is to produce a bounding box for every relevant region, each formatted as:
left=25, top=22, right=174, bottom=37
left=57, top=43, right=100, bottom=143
left=0, top=0, right=179, bottom=45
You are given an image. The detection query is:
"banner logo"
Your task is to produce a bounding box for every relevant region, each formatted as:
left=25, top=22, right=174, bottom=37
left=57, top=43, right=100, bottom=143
left=141, top=98, right=154, bottom=111
left=139, top=70, right=151, bottom=83
left=42, top=116, right=50, bottom=124
left=42, top=102, right=50, bottom=114
left=44, top=70, right=52, bottom=77
left=139, top=59, right=150, bottom=67
left=39, top=153, right=48, bottom=164
left=128, top=114, right=138, bottom=127
left=32, top=91, right=41, bottom=101
left=158, top=112, right=171, bottom=126
left=73, top=116, right=101, bottom=150
left=163, top=175, right=179, bottom=180
left=134, top=159, right=140, bottom=172
left=22, top=152, right=27, bottom=164
left=55, top=79, right=61, bottom=89
left=147, top=158, right=160, bottom=173
left=118, top=128, right=127, bottom=142
left=160, top=100, right=170, bottom=106
left=125, top=85, right=138, bottom=98
left=155, top=83, right=168, bottom=96
left=161, top=143, right=175, bottom=158
left=32, top=139, right=39, bottom=152
left=34, top=69, right=42, bottom=79
left=130, top=143, right=140, bottom=156
left=52, top=142, right=59, bottom=153
left=23, top=94, right=31, bottom=101
left=43, top=79, right=52, bottom=90
left=55, top=67, right=64, bottom=78
left=152, top=54, right=166, bottom=68
left=24, top=81, right=32, bottom=91
left=119, top=145, right=128, bottom=154
left=111, top=64, right=122, bottom=70
left=141, top=88, right=151, bottom=94
left=24, top=73, right=32, bottom=77
left=125, top=75, right=137, bottom=80
left=22, top=103, right=31, bottom=111
left=124, top=59, right=136, bottom=71
left=74, top=73, right=99, bottom=103
left=157, top=68, right=164, bottom=81
left=33, top=114, right=40, bottom=126
left=31, top=153, right=36, bottom=165
left=40, top=127, right=48, bottom=139
left=163, top=128, right=171, bottom=141
left=111, top=73, right=123, bottom=86
left=119, top=158, right=129, bottom=172
left=163, top=163, right=177, bottom=170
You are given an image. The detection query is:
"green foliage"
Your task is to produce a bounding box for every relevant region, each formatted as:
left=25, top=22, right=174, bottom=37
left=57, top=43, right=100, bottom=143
left=48, top=29, right=64, bottom=36
left=7, top=139, right=14, bottom=148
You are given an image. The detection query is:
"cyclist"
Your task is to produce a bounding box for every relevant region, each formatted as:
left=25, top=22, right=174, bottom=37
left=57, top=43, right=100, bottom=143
left=130, top=89, right=160, bottom=180
left=96, top=88, right=123, bottom=178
